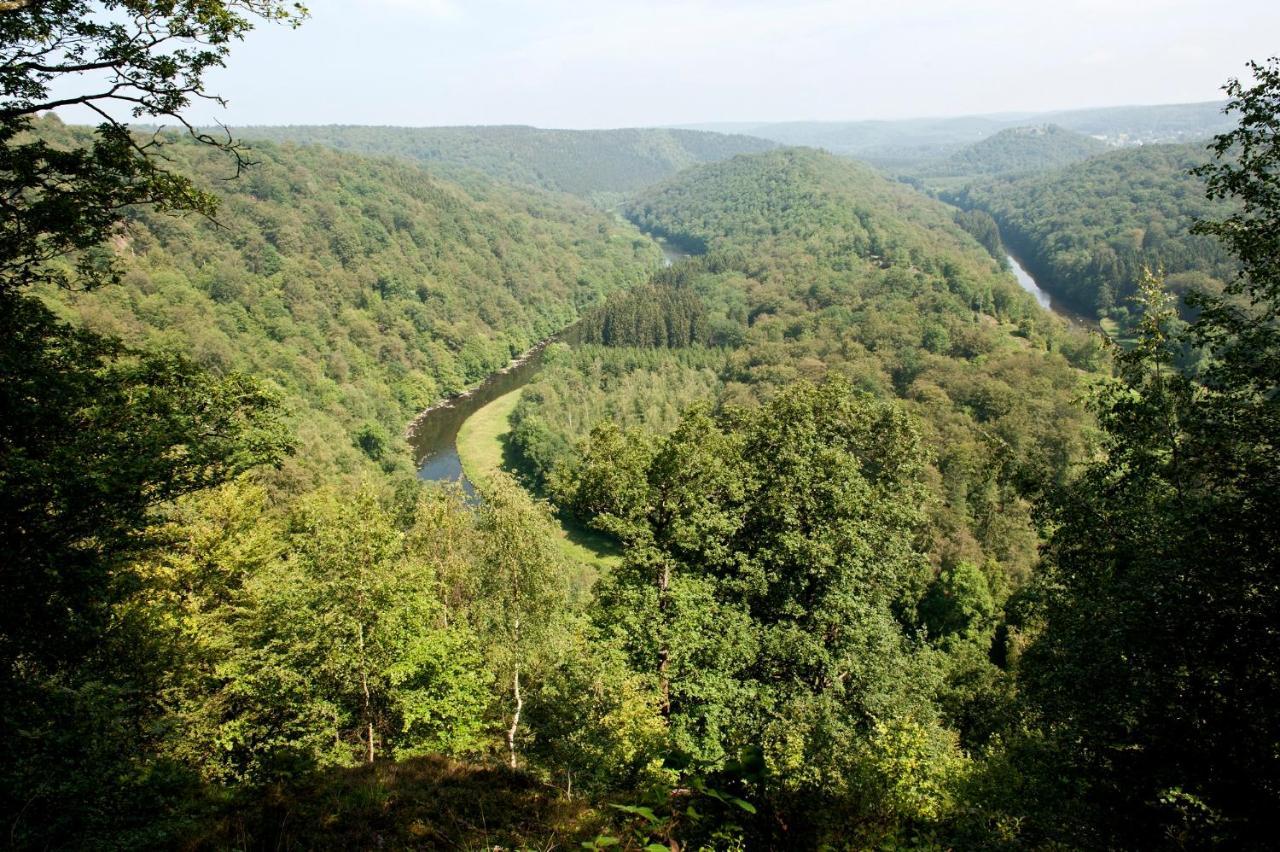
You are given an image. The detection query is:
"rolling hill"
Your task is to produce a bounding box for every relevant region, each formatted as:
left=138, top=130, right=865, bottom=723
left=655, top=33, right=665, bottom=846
left=33, top=118, right=662, bottom=486
left=928, top=124, right=1108, bottom=176
left=510, top=148, right=1101, bottom=587
left=228, top=124, right=778, bottom=204
left=688, top=101, right=1231, bottom=167
left=944, top=142, right=1237, bottom=321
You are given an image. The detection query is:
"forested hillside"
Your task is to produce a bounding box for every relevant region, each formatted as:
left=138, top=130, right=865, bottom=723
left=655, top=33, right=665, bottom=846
left=945, top=142, right=1237, bottom=323
left=913, top=124, right=1107, bottom=180
left=6, top=4, right=1280, bottom=849
left=468, top=147, right=1119, bottom=845
left=515, top=147, right=1100, bottom=607
left=229, top=124, right=777, bottom=204
left=34, top=116, right=661, bottom=486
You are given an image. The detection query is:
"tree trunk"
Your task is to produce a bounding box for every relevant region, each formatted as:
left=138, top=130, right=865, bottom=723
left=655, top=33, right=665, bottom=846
left=507, top=663, right=522, bottom=769
left=657, top=559, right=671, bottom=718
left=358, top=622, right=375, bottom=763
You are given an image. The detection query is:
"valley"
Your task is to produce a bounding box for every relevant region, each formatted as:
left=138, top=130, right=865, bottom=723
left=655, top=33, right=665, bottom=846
left=3, top=6, right=1278, bottom=848
left=409, top=330, right=560, bottom=494
left=409, top=228, right=693, bottom=494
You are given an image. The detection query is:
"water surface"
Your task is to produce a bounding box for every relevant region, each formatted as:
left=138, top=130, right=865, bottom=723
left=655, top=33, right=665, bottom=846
left=410, top=342, right=552, bottom=492
left=1006, top=253, right=1094, bottom=326
left=411, top=233, right=697, bottom=488
left=1007, top=254, right=1054, bottom=310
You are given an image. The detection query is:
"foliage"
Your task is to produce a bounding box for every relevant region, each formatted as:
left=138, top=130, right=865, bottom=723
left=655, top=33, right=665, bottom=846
left=919, top=560, right=997, bottom=650
left=860, top=717, right=969, bottom=823
left=472, top=473, right=572, bottom=768
left=556, top=378, right=970, bottom=839
left=575, top=281, right=710, bottom=348
left=516, top=149, right=1099, bottom=589
left=0, top=296, right=293, bottom=846
left=0, top=0, right=305, bottom=294
left=946, top=142, right=1238, bottom=322
left=1189, top=55, right=1280, bottom=387
left=0, top=294, right=291, bottom=663
left=1018, top=68, right=1280, bottom=839
left=231, top=124, right=777, bottom=204
left=283, top=489, right=480, bottom=763
left=952, top=208, right=1006, bottom=263
left=510, top=344, right=724, bottom=487
left=523, top=623, right=669, bottom=795
left=158, top=475, right=603, bottom=791
left=913, top=124, right=1108, bottom=181
left=590, top=764, right=760, bottom=852
left=1, top=4, right=307, bottom=844
left=31, top=117, right=661, bottom=485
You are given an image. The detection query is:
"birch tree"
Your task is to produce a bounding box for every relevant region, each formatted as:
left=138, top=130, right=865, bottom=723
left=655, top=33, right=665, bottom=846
left=474, top=473, right=568, bottom=769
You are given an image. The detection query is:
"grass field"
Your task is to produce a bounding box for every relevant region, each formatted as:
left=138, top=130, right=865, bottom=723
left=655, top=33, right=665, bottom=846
left=455, top=387, right=526, bottom=486
left=1098, top=316, right=1138, bottom=349
left=455, top=387, right=621, bottom=575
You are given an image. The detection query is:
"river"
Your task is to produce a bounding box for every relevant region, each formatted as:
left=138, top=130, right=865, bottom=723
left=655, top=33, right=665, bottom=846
left=410, top=239, right=1084, bottom=489
left=411, top=235, right=693, bottom=488
left=1006, top=252, right=1094, bottom=327
left=409, top=338, right=555, bottom=492
left=1007, top=254, right=1053, bottom=310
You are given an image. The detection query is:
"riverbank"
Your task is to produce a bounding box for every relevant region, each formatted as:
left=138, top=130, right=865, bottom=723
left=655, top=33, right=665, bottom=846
left=1005, top=251, right=1097, bottom=328
left=405, top=333, right=560, bottom=442
left=455, top=387, right=526, bottom=485
left=455, top=387, right=621, bottom=578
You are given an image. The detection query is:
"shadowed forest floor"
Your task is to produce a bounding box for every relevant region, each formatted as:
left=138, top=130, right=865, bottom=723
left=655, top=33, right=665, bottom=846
left=188, top=755, right=604, bottom=850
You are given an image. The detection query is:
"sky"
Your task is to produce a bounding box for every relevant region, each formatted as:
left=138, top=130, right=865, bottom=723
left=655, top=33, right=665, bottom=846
left=188, top=0, right=1280, bottom=129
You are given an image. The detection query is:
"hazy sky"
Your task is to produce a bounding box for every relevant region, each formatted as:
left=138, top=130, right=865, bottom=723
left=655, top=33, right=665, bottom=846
left=190, top=0, right=1280, bottom=128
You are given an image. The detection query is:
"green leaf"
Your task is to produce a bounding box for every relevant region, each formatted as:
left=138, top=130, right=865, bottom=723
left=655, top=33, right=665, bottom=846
left=610, top=803, right=660, bottom=824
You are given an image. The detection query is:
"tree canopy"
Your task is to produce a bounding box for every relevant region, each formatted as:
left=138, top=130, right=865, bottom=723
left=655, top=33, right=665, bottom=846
left=945, top=143, right=1237, bottom=323
left=1012, top=57, right=1280, bottom=848
left=0, top=0, right=306, bottom=293
left=4, top=5, right=1280, bottom=844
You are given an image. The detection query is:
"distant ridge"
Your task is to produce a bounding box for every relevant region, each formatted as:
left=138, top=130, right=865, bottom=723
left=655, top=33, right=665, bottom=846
left=914, top=124, right=1109, bottom=178
left=678, top=101, right=1230, bottom=165
left=230, top=124, right=777, bottom=203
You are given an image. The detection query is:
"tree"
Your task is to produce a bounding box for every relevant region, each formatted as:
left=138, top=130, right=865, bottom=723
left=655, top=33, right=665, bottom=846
left=178, top=486, right=491, bottom=783
left=0, top=288, right=293, bottom=846
left=0, top=297, right=292, bottom=669
left=1191, top=56, right=1280, bottom=397
left=1020, top=57, right=1280, bottom=841
left=290, top=487, right=420, bottom=765
left=0, top=0, right=307, bottom=681
left=522, top=620, right=668, bottom=795
left=0, top=3, right=304, bottom=844
left=474, top=474, right=569, bottom=769
left=573, top=377, right=952, bottom=838
left=1, top=0, right=306, bottom=293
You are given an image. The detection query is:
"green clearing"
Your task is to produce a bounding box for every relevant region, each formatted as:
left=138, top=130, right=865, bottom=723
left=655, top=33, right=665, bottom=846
left=456, top=387, right=621, bottom=575
left=1098, top=316, right=1138, bottom=348
left=455, top=387, right=527, bottom=485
